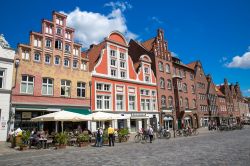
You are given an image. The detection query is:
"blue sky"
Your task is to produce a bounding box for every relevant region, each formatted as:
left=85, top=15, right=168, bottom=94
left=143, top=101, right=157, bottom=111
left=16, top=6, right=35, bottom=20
left=1, top=0, right=250, bottom=96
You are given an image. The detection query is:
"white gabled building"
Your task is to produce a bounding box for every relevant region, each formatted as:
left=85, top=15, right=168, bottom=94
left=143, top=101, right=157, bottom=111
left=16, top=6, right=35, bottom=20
left=0, top=34, right=15, bottom=141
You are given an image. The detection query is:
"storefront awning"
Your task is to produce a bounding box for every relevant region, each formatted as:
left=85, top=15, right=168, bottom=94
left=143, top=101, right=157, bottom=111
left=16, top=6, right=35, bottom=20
left=63, top=108, right=91, bottom=115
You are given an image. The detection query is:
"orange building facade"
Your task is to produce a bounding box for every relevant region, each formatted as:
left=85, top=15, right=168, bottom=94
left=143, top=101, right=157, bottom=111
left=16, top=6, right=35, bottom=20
left=87, top=31, right=159, bottom=132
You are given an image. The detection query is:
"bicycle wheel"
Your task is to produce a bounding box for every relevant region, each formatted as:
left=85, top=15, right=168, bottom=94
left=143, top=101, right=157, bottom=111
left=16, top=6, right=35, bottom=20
left=134, top=135, right=141, bottom=143
left=175, top=130, right=181, bottom=137
left=144, top=135, right=150, bottom=143
left=165, top=132, right=171, bottom=139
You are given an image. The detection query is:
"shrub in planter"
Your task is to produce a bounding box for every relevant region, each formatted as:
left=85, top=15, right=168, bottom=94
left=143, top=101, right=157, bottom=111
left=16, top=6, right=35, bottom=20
left=55, top=132, right=69, bottom=149
left=19, top=130, right=31, bottom=151
left=102, top=129, right=109, bottom=144
left=77, top=133, right=90, bottom=147
left=118, top=128, right=129, bottom=142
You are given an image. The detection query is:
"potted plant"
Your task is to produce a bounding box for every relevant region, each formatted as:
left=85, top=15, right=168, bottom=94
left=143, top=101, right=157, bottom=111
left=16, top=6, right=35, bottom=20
left=118, top=128, right=129, bottom=142
left=19, top=130, right=31, bottom=151
left=55, top=132, right=68, bottom=149
left=77, top=133, right=90, bottom=147
left=102, top=129, right=109, bottom=145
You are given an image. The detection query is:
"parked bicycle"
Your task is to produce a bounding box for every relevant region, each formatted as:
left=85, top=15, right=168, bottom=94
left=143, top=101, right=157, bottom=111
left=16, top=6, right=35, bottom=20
left=156, top=129, right=171, bottom=139
left=134, top=131, right=150, bottom=143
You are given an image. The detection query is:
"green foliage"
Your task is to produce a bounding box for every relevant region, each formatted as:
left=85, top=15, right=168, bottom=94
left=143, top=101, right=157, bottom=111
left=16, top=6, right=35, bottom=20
left=77, top=133, right=90, bottom=142
left=118, top=128, right=129, bottom=137
left=21, top=130, right=31, bottom=145
left=102, top=129, right=109, bottom=141
left=55, top=132, right=69, bottom=145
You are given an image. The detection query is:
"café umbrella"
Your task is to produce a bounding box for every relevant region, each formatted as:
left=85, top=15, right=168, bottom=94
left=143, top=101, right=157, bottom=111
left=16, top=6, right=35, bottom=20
left=31, top=110, right=92, bottom=132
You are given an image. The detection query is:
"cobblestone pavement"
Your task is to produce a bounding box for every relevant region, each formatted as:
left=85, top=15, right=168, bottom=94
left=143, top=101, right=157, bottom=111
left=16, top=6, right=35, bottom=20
left=0, top=126, right=250, bottom=166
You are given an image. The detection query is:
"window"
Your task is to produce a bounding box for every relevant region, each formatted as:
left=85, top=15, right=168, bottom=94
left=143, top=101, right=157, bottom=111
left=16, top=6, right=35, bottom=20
left=129, top=96, right=136, bottom=110
left=54, top=56, right=60, bottom=65
left=33, top=38, right=41, bottom=47
left=45, top=54, right=51, bottom=64
left=120, top=61, right=125, bottom=68
left=55, top=40, right=62, bottom=50
left=65, top=32, right=71, bottom=39
left=146, top=99, right=150, bottom=110
left=152, top=99, right=156, bottom=110
left=161, top=95, right=166, bottom=107
left=56, top=28, right=62, bottom=35
left=56, top=17, right=63, bottom=25
left=183, top=71, right=186, bottom=78
left=64, top=59, right=70, bottom=67
left=111, top=59, right=116, bottom=66
left=190, top=73, right=194, bottom=80
left=34, top=53, right=40, bottom=62
left=116, top=94, right=123, bottom=110
left=97, top=95, right=102, bottom=109
left=0, top=69, right=5, bottom=89
left=177, top=81, right=182, bottom=91
left=160, top=77, right=165, bottom=89
left=184, top=98, right=189, bottom=109
left=141, top=99, right=145, bottom=111
left=104, top=84, right=110, bottom=91
left=152, top=91, right=156, bottom=96
left=179, top=97, right=183, bottom=107
left=21, top=75, right=34, bottom=94
left=144, top=67, right=149, bottom=74
left=168, top=96, right=173, bottom=108
left=77, top=82, right=85, bottom=98
left=45, top=39, right=52, bottom=48
left=120, top=71, right=126, bottom=78
left=183, top=83, right=187, bottom=93
left=45, top=25, right=52, bottom=34
left=111, top=69, right=117, bottom=77
left=96, top=83, right=102, bottom=90
left=73, top=48, right=79, bottom=56
left=42, top=78, right=53, bottom=95
left=191, top=85, right=195, bottom=94
left=140, top=89, right=150, bottom=96
left=120, top=52, right=125, bottom=59
left=167, top=79, right=172, bottom=90
left=192, top=99, right=196, bottom=108
left=145, top=76, right=150, bottom=82
left=65, top=44, right=71, bottom=53
left=80, top=61, right=87, bottom=70
left=104, top=96, right=111, bottom=109
left=158, top=61, right=163, bottom=71
left=73, top=60, right=78, bottom=68
left=61, top=80, right=71, bottom=97
left=166, top=64, right=170, bottom=73
left=110, top=50, right=116, bottom=57
left=22, top=50, right=30, bottom=60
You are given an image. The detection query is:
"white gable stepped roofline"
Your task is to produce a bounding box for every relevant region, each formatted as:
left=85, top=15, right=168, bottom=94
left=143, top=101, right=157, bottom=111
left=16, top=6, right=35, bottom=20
left=91, top=72, right=157, bottom=86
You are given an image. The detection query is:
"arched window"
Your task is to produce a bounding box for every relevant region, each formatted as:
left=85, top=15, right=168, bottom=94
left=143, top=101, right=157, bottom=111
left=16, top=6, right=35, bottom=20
left=34, top=52, right=40, bottom=62
left=183, top=83, right=187, bottom=93
left=185, top=98, right=189, bottom=109
left=64, top=58, right=70, bottom=67
left=158, top=61, right=163, bottom=71
left=192, top=99, right=196, bottom=108
left=167, top=79, right=172, bottom=90
left=55, top=39, right=62, bottom=50
left=166, top=64, right=170, bottom=73
left=161, top=95, right=166, bottom=107
left=45, top=39, right=52, bottom=48
left=160, top=77, right=165, bottom=89
left=54, top=56, right=60, bottom=65
left=168, top=96, right=173, bottom=108
left=45, top=54, right=51, bottom=64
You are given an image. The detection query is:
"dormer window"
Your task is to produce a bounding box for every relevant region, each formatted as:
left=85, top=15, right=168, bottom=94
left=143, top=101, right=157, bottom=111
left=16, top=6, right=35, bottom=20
left=144, top=67, right=149, bottom=74
left=145, top=76, right=150, bottom=83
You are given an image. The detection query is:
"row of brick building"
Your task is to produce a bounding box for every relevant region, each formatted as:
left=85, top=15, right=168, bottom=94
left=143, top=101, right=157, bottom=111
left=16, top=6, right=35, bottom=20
left=1, top=11, right=249, bottom=140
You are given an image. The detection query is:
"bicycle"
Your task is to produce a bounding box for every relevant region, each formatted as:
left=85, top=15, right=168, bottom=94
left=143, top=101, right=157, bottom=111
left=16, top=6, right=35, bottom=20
left=134, top=132, right=150, bottom=143
left=156, top=129, right=171, bottom=139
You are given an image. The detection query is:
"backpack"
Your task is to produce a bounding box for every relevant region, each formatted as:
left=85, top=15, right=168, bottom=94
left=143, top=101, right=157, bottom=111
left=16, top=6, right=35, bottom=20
left=97, top=129, right=101, bottom=137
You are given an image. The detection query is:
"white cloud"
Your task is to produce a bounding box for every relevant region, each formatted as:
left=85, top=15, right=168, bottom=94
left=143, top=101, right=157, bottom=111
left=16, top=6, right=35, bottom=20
left=171, top=52, right=179, bottom=57
left=151, top=16, right=163, bottom=24
left=226, top=51, right=250, bottom=69
left=61, top=2, right=136, bottom=48
left=104, top=1, right=132, bottom=11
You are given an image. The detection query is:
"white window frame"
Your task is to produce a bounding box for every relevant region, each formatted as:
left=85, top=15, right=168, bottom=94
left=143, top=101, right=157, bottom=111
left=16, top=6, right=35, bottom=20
left=64, top=59, right=70, bottom=67
left=20, top=75, right=34, bottom=94
left=73, top=60, right=78, bottom=68
left=45, top=54, right=51, bottom=64
left=129, top=95, right=136, bottom=111
left=34, top=53, right=41, bottom=62
left=110, top=50, right=116, bottom=57
left=116, top=94, right=124, bottom=111
left=77, top=82, right=86, bottom=98
left=61, top=80, right=71, bottom=97
left=45, top=39, right=52, bottom=48
left=54, top=56, right=60, bottom=65
left=42, top=78, right=53, bottom=96
left=22, top=50, right=30, bottom=60
left=0, top=69, right=5, bottom=89
left=55, top=40, right=62, bottom=50
left=111, top=69, right=117, bottom=77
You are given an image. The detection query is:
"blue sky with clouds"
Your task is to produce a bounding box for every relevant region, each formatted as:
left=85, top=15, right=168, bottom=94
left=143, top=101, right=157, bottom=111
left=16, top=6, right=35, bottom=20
left=1, top=0, right=250, bottom=96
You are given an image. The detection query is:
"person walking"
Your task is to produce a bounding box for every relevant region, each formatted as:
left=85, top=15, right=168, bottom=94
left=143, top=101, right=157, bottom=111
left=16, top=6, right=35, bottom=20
left=148, top=125, right=154, bottom=143
left=108, top=125, right=115, bottom=146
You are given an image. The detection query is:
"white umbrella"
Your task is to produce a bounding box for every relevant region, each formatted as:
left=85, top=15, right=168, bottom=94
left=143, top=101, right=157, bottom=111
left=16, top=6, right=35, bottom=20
left=31, top=110, right=92, bottom=132
left=91, top=111, right=128, bottom=121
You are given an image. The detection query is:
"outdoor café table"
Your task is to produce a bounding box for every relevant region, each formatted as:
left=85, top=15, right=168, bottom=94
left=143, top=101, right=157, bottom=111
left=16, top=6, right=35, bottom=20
left=39, top=138, right=47, bottom=149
